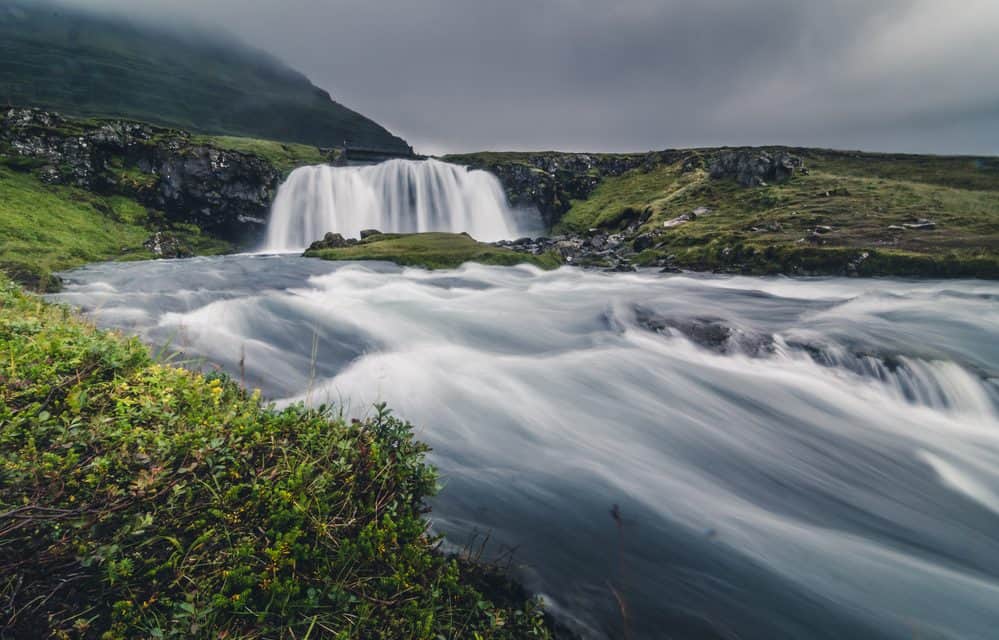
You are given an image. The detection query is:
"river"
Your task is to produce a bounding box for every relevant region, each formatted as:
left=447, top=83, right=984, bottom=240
left=51, top=256, right=999, bottom=639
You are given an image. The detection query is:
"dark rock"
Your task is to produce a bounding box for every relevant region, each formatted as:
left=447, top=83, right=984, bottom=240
left=814, top=225, right=834, bottom=234
left=359, top=229, right=383, bottom=239
left=143, top=232, right=191, bottom=258
left=307, top=232, right=349, bottom=251
left=633, top=234, right=655, bottom=252
left=634, top=306, right=774, bottom=356
left=708, top=149, right=805, bottom=187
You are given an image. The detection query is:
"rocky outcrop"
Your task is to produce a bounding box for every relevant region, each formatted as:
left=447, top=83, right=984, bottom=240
left=1, top=108, right=282, bottom=243
left=448, top=152, right=682, bottom=229
left=450, top=149, right=803, bottom=229
left=307, top=232, right=355, bottom=252
left=708, top=149, right=806, bottom=187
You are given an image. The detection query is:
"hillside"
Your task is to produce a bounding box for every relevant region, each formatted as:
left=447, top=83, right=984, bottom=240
left=448, top=148, right=999, bottom=277
left=0, top=0, right=411, bottom=152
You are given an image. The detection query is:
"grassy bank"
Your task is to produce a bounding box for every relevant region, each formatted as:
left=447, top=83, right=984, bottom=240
left=564, top=149, right=999, bottom=276
left=0, top=164, right=231, bottom=290
left=0, top=275, right=555, bottom=639
left=448, top=148, right=999, bottom=277
left=305, top=232, right=563, bottom=270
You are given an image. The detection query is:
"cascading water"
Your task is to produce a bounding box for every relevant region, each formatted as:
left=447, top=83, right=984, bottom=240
left=261, top=158, right=538, bottom=251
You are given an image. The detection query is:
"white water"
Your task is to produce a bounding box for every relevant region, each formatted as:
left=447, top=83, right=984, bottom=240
left=261, top=159, right=536, bottom=251
left=51, top=259, right=999, bottom=639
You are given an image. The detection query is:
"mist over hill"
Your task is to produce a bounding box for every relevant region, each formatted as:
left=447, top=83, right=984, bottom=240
left=0, top=0, right=411, bottom=152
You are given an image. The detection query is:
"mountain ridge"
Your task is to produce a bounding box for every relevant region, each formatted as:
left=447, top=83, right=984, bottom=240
left=0, top=0, right=412, bottom=152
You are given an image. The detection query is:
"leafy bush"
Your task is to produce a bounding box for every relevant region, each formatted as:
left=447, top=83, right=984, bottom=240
left=0, top=278, right=552, bottom=639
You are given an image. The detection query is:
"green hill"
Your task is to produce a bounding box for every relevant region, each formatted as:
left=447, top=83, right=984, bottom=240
left=0, top=0, right=411, bottom=152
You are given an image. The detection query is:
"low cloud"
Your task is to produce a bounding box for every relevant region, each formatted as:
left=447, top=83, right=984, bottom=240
left=56, top=0, right=999, bottom=154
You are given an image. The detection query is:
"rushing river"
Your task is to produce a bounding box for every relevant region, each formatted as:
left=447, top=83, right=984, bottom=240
left=51, top=256, right=999, bottom=640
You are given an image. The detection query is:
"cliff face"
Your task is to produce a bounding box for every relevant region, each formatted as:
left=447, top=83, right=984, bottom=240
left=1, top=108, right=287, bottom=242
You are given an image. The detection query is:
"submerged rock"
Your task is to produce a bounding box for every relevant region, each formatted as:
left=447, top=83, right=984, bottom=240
left=634, top=306, right=775, bottom=356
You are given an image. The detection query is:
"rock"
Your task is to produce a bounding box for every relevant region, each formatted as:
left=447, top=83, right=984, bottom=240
left=708, top=149, right=805, bottom=187
left=307, top=232, right=349, bottom=251
left=604, top=262, right=637, bottom=273
left=814, top=225, right=834, bottom=234
left=664, top=213, right=693, bottom=228
left=681, top=155, right=704, bottom=173
left=634, top=306, right=774, bottom=356
left=633, top=234, right=655, bottom=252
left=359, top=229, right=383, bottom=239
left=903, top=220, right=936, bottom=230
left=143, top=232, right=191, bottom=258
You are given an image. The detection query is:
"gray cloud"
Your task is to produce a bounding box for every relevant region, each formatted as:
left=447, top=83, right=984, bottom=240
left=58, top=0, right=999, bottom=155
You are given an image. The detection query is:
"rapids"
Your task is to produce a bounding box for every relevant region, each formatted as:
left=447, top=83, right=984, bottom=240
left=51, top=256, right=999, bottom=639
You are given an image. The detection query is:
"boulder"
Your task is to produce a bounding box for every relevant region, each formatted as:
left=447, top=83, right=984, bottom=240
left=360, top=229, right=383, bottom=240
left=143, top=232, right=191, bottom=258
left=307, top=232, right=349, bottom=251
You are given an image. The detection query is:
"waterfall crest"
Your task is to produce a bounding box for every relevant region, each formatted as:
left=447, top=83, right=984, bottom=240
left=261, top=159, right=535, bottom=251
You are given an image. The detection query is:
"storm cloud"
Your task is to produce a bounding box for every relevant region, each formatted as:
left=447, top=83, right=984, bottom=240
left=57, top=0, right=999, bottom=155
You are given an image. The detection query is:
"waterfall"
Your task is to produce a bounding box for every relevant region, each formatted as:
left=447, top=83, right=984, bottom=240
left=261, top=159, right=537, bottom=251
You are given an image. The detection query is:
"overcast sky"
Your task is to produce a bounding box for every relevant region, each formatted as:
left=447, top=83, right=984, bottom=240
left=60, top=0, right=999, bottom=155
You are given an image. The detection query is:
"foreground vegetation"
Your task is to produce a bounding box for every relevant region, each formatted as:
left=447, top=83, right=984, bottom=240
left=0, top=275, right=555, bottom=639
left=305, top=232, right=563, bottom=270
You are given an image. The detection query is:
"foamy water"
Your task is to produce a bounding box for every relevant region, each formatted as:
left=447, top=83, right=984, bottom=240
left=52, top=257, right=999, bottom=639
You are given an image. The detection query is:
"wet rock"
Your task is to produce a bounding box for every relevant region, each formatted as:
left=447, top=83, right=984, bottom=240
left=143, top=232, right=191, bottom=258
left=307, top=232, right=349, bottom=251
left=634, top=306, right=774, bottom=355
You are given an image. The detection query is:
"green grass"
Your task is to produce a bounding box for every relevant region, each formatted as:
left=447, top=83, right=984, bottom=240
left=0, top=275, right=555, bottom=639
left=200, top=136, right=337, bottom=175
left=551, top=149, right=999, bottom=276
left=0, top=166, right=153, bottom=289
left=306, top=232, right=563, bottom=270
left=0, top=165, right=232, bottom=290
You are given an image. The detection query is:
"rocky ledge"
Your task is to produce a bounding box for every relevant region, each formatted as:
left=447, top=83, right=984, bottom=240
left=1, top=108, right=289, bottom=243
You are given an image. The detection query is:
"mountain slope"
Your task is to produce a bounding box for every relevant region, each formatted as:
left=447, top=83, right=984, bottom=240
left=0, top=0, right=411, bottom=152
